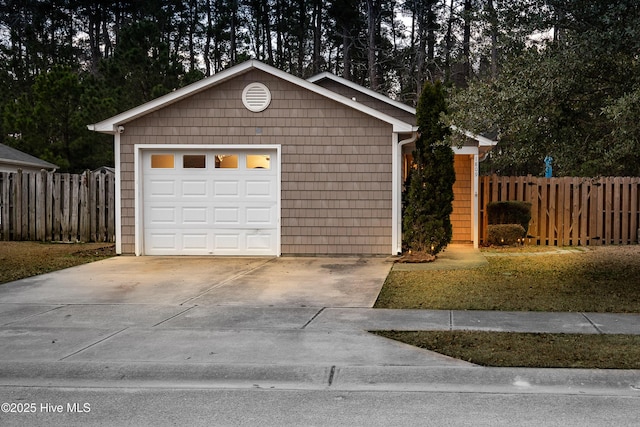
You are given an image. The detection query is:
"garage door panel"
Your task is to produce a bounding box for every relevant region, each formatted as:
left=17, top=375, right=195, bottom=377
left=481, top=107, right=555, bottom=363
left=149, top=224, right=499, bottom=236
left=246, top=233, right=274, bottom=250
left=246, top=180, right=274, bottom=197
left=143, top=149, right=278, bottom=256
left=182, top=234, right=208, bottom=250
left=213, top=207, right=240, bottom=224
left=214, top=233, right=240, bottom=250
left=246, top=207, right=273, bottom=224
left=214, top=181, right=240, bottom=197
left=182, top=180, right=208, bottom=197
left=149, top=233, right=177, bottom=249
left=148, top=207, right=177, bottom=224
left=148, top=180, right=176, bottom=197
left=182, top=207, right=208, bottom=224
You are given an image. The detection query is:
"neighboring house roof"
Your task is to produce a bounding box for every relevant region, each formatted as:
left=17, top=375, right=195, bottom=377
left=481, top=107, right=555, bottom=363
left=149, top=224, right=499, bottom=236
left=93, top=166, right=115, bottom=174
left=0, top=143, right=58, bottom=171
left=88, top=60, right=416, bottom=134
left=307, top=72, right=417, bottom=116
left=307, top=72, right=498, bottom=152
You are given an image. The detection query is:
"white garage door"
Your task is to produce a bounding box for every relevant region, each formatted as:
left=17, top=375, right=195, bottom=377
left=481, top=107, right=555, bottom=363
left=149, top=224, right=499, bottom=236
left=142, top=149, right=278, bottom=255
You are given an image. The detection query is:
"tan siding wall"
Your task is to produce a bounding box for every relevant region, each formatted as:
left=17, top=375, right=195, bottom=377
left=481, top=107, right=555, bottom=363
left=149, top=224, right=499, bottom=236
left=119, top=69, right=393, bottom=255
left=452, top=155, right=473, bottom=242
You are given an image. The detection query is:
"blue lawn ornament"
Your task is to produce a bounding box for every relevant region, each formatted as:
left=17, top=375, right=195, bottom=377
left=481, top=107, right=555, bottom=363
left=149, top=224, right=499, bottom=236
left=544, top=156, right=553, bottom=178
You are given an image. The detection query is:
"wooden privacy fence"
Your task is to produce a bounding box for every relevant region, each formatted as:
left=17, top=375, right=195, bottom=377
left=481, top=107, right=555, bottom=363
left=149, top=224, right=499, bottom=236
left=479, top=175, right=640, bottom=246
left=0, top=170, right=115, bottom=242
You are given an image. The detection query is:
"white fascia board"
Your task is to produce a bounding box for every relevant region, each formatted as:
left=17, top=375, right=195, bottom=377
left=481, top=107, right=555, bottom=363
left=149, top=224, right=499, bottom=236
left=450, top=125, right=498, bottom=147
left=308, top=72, right=417, bottom=115
left=88, top=60, right=414, bottom=134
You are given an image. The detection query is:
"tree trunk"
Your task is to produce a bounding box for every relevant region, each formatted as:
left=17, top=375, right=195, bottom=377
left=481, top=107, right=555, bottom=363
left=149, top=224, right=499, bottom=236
left=342, top=28, right=351, bottom=80
left=230, top=0, right=237, bottom=64
left=367, top=0, right=378, bottom=90
left=203, top=0, right=212, bottom=76
left=297, top=0, right=305, bottom=76
left=312, top=0, right=322, bottom=74
left=444, top=0, right=454, bottom=83
left=487, top=0, right=498, bottom=79
left=462, top=0, right=472, bottom=84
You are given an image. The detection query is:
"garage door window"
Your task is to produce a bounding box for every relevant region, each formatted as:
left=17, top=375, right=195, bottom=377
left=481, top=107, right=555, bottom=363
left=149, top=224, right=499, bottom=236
left=151, top=154, right=174, bottom=168
left=215, top=154, right=238, bottom=169
left=183, top=154, right=206, bottom=168
left=247, top=154, right=270, bottom=169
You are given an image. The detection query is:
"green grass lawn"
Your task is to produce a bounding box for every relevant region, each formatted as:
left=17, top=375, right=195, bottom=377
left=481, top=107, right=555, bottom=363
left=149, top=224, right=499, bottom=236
left=374, top=331, right=640, bottom=369
left=0, top=241, right=115, bottom=284
left=375, top=246, right=640, bottom=312
left=374, top=245, right=640, bottom=368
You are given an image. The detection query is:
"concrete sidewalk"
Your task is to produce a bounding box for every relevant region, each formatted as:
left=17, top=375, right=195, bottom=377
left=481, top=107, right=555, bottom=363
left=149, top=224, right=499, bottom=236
left=1, top=304, right=639, bottom=397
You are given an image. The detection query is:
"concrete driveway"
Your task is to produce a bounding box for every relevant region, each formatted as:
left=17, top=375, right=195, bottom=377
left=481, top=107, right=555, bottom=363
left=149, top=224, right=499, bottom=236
left=0, top=256, right=392, bottom=307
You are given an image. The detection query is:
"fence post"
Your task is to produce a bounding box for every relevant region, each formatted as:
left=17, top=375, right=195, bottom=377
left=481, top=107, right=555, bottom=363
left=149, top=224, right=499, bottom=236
left=36, top=170, right=46, bottom=241
left=45, top=171, right=54, bottom=241
left=61, top=173, right=71, bottom=241
left=631, top=178, right=639, bottom=244
left=622, top=177, right=631, bottom=245
left=70, top=174, right=80, bottom=241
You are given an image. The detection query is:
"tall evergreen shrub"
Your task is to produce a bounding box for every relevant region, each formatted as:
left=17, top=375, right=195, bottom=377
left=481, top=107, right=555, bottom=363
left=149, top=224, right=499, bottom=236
left=403, top=81, right=456, bottom=255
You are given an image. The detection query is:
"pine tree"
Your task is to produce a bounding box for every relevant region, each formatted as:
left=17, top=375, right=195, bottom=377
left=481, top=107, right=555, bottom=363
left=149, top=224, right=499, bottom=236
left=403, top=80, right=455, bottom=255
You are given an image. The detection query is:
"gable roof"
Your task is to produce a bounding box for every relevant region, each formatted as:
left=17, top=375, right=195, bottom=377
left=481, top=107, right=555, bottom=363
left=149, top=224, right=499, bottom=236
left=0, top=143, right=58, bottom=171
left=307, top=72, right=416, bottom=116
left=88, top=60, right=416, bottom=134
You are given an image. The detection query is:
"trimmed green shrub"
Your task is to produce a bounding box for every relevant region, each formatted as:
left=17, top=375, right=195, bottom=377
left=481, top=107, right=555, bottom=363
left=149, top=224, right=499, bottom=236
left=487, top=201, right=532, bottom=234
left=488, top=224, right=526, bottom=245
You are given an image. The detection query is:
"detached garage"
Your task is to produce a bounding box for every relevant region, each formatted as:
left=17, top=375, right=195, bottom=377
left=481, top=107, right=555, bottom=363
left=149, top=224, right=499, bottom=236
left=89, top=60, right=495, bottom=256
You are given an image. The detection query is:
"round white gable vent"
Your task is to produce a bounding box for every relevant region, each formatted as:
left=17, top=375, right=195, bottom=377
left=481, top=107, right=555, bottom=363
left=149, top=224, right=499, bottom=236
left=242, top=82, right=271, bottom=112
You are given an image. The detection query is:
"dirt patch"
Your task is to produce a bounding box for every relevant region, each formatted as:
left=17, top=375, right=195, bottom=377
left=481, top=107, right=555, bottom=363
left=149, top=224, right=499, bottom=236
left=396, top=252, right=436, bottom=263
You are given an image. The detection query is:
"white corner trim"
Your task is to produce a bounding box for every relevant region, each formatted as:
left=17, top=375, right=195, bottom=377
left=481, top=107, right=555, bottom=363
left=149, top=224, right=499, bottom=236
left=114, top=133, right=122, bottom=254
left=392, top=132, right=419, bottom=255
left=473, top=154, right=480, bottom=249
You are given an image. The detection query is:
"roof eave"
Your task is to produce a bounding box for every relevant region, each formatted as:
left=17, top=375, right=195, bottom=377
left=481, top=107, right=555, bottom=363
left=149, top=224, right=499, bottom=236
left=0, top=158, right=58, bottom=170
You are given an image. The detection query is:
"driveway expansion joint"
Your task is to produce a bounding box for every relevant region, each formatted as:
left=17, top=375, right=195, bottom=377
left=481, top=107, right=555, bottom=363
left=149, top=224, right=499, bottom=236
left=177, top=257, right=276, bottom=306
left=58, top=327, right=129, bottom=361
left=151, top=305, right=197, bottom=327
left=301, top=307, right=326, bottom=329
